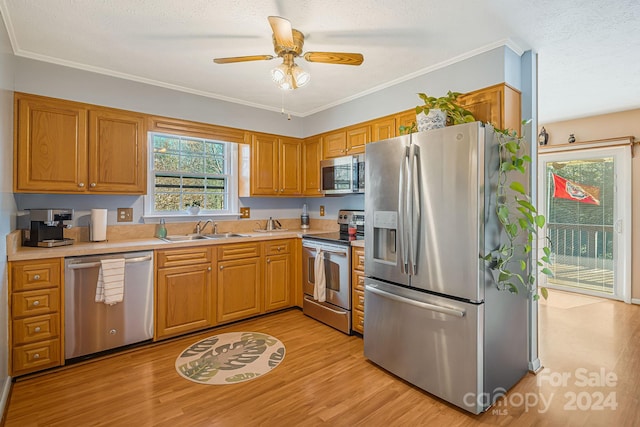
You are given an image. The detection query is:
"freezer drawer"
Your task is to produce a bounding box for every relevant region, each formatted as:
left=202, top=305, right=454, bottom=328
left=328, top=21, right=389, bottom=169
left=364, top=278, right=484, bottom=414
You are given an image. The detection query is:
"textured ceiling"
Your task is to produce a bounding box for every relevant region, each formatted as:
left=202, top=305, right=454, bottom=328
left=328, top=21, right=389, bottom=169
left=1, top=0, right=639, bottom=123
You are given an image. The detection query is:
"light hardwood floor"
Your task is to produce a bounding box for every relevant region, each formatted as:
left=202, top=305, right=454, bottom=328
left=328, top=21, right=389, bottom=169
left=4, top=290, right=640, bottom=426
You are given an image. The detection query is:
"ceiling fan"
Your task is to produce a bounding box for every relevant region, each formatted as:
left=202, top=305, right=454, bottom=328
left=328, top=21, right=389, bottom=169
left=213, top=16, right=364, bottom=90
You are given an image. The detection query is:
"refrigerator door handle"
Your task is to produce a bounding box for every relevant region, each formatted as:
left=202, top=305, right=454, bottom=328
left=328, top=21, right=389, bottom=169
left=366, top=285, right=466, bottom=318
left=398, top=145, right=410, bottom=273
left=410, top=145, right=421, bottom=274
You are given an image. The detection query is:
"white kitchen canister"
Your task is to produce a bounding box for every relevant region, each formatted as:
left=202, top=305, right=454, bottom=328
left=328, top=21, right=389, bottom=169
left=90, top=209, right=108, bottom=241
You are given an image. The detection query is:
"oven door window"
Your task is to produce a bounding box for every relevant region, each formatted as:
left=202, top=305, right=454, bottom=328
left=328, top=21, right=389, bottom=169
left=306, top=252, right=343, bottom=293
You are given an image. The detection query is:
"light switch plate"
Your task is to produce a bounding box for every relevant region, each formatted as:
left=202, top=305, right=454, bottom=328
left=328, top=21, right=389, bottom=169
left=320, top=205, right=325, bottom=216
left=117, top=208, right=133, bottom=222
left=240, top=207, right=251, bottom=218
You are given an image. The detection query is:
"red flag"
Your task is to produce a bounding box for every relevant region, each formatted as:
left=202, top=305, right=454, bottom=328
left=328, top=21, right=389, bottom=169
left=552, top=174, right=600, bottom=205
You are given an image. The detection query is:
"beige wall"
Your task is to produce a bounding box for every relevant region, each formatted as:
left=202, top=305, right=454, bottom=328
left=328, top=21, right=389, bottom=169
left=541, top=108, right=640, bottom=301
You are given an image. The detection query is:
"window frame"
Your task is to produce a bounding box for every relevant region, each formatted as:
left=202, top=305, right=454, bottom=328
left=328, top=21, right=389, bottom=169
left=143, top=131, right=239, bottom=220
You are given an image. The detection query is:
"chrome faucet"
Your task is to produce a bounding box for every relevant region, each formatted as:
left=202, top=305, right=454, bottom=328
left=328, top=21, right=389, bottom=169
left=195, top=220, right=212, bottom=234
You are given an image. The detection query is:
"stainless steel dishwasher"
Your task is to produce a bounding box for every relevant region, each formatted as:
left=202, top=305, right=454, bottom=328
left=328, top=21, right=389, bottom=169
left=64, top=251, right=154, bottom=360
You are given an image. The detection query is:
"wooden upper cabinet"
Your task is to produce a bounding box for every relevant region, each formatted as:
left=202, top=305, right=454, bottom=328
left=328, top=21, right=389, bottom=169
left=88, top=108, right=146, bottom=193
left=279, top=137, right=302, bottom=195
left=15, top=95, right=88, bottom=193
left=396, top=110, right=416, bottom=133
left=346, top=125, right=370, bottom=154
left=457, top=83, right=522, bottom=133
left=14, top=93, right=147, bottom=195
left=372, top=117, right=397, bottom=142
left=323, top=130, right=347, bottom=159
left=250, top=133, right=279, bottom=195
left=250, top=133, right=301, bottom=196
left=302, top=136, right=322, bottom=196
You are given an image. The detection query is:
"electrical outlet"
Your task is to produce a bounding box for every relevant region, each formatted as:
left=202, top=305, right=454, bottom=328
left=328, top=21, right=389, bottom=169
left=320, top=205, right=325, bottom=216
left=117, top=208, right=133, bottom=222
left=240, top=207, right=251, bottom=218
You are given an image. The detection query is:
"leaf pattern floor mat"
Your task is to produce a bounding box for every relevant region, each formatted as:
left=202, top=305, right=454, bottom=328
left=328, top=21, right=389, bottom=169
left=175, top=331, right=286, bottom=385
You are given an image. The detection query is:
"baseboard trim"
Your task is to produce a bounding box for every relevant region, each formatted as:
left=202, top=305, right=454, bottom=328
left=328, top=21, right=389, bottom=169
left=1, top=376, right=12, bottom=424
left=631, top=298, right=640, bottom=305
left=528, top=358, right=543, bottom=374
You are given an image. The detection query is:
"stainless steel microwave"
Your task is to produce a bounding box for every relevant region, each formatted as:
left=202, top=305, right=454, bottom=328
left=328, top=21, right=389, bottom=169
left=320, top=154, right=365, bottom=195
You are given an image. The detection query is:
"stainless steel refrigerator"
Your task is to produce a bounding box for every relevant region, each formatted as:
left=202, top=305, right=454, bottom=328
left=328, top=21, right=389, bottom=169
left=364, top=122, right=529, bottom=414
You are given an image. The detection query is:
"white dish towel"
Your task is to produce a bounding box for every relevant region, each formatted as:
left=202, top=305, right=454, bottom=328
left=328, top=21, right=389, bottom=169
left=313, top=248, right=326, bottom=302
left=95, top=258, right=126, bottom=305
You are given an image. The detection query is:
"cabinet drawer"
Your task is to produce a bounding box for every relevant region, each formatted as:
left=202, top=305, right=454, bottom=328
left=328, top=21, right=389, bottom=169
left=352, top=247, right=365, bottom=271
left=352, top=309, right=365, bottom=334
left=353, top=270, right=365, bottom=292
left=12, top=289, right=59, bottom=318
left=353, top=289, right=365, bottom=312
left=218, top=242, right=261, bottom=261
left=11, top=259, right=61, bottom=292
left=13, top=313, right=60, bottom=345
left=264, top=239, right=291, bottom=255
left=156, top=247, right=212, bottom=268
left=12, top=339, right=61, bottom=376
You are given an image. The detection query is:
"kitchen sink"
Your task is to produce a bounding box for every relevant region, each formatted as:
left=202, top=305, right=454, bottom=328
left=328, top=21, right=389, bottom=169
left=160, top=233, right=250, bottom=242
left=201, top=233, right=251, bottom=239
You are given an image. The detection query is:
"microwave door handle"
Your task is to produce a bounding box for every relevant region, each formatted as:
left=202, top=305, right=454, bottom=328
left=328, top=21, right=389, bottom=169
left=410, top=145, right=420, bottom=275
left=398, top=145, right=410, bottom=273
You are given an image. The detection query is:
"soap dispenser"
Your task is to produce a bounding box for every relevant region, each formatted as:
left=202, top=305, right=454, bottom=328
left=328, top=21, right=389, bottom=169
left=157, top=218, right=167, bottom=238
left=301, top=203, right=310, bottom=229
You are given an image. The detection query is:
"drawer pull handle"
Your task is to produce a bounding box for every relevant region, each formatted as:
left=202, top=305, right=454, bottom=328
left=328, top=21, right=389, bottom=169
left=33, top=353, right=40, bottom=359
left=33, top=274, right=41, bottom=280
left=34, top=326, right=41, bottom=333
left=359, top=258, right=364, bottom=265
left=32, top=300, right=40, bottom=306
left=359, top=320, right=364, bottom=325
left=359, top=296, right=364, bottom=304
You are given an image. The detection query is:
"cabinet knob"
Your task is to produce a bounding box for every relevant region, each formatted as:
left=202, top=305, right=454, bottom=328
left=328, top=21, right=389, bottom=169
left=33, top=353, right=40, bottom=359
left=277, top=247, right=282, bottom=251
left=359, top=320, right=364, bottom=325
left=78, top=182, right=85, bottom=188
left=219, top=265, right=224, bottom=270
left=34, top=326, right=41, bottom=333
left=33, top=274, right=41, bottom=281
left=207, top=266, right=212, bottom=271
left=280, top=189, right=284, bottom=192
left=32, top=300, right=40, bottom=306
left=266, top=258, right=271, bottom=263
left=90, top=182, right=96, bottom=188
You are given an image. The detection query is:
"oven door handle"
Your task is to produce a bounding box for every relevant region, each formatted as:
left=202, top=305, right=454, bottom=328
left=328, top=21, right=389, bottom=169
left=304, top=296, right=349, bottom=315
left=302, top=244, right=348, bottom=257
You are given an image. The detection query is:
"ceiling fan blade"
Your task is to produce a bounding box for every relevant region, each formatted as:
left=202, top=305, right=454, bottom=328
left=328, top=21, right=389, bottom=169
left=213, top=55, right=275, bottom=64
left=303, top=52, right=364, bottom=66
left=268, top=16, right=294, bottom=48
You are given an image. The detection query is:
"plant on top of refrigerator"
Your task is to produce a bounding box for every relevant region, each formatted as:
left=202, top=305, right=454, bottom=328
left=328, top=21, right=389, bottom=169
left=482, top=122, right=553, bottom=300
left=399, top=91, right=476, bottom=134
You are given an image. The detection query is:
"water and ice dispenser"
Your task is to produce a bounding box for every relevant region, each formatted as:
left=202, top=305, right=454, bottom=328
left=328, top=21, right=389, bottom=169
left=372, top=211, right=397, bottom=264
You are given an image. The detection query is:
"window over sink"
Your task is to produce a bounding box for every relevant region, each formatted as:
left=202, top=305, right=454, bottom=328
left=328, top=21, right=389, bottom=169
left=145, top=132, right=238, bottom=217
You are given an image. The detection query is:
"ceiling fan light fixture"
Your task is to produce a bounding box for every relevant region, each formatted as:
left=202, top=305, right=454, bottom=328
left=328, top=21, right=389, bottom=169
left=271, top=63, right=288, bottom=83
left=291, top=64, right=310, bottom=87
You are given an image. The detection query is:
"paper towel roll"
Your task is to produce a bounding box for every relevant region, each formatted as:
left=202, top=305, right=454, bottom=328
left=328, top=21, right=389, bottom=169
left=90, top=209, right=108, bottom=241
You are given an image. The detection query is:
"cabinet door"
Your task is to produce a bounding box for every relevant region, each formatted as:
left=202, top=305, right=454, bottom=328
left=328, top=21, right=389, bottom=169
left=279, top=137, right=302, bottom=195
left=156, top=263, right=213, bottom=339
left=372, top=118, right=396, bottom=142
left=250, top=133, right=279, bottom=195
left=323, top=130, right=347, bottom=159
left=88, top=109, right=146, bottom=194
left=217, top=257, right=262, bottom=323
left=15, top=95, right=88, bottom=193
left=457, top=83, right=521, bottom=132
left=303, top=136, right=323, bottom=196
left=264, top=253, right=291, bottom=312
left=346, top=125, right=370, bottom=154
left=396, top=110, right=416, bottom=133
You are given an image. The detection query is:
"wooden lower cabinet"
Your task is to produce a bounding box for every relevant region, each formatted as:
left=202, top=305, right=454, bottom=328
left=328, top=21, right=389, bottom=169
left=264, top=240, right=292, bottom=312
left=217, top=257, right=262, bottom=323
left=351, top=246, right=365, bottom=335
left=155, top=247, right=213, bottom=340
left=9, top=258, right=63, bottom=376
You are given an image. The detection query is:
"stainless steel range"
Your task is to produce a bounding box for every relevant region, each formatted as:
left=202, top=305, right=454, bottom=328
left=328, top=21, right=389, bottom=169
left=301, top=210, right=364, bottom=334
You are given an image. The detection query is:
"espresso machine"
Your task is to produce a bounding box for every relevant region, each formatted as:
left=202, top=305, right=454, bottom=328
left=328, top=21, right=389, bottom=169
left=24, top=209, right=74, bottom=247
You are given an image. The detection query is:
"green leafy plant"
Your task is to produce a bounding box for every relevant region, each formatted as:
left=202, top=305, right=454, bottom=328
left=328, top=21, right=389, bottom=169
left=483, top=122, right=553, bottom=300
left=186, top=200, right=202, bottom=208
left=399, top=90, right=476, bottom=135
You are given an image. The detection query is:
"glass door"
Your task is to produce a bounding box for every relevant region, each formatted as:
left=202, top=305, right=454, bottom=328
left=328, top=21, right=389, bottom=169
left=538, top=146, right=631, bottom=301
